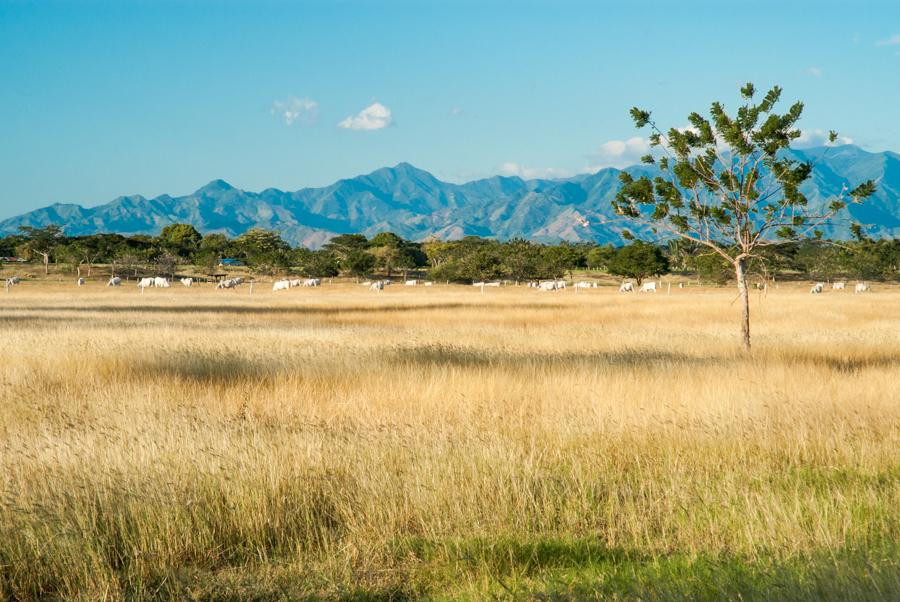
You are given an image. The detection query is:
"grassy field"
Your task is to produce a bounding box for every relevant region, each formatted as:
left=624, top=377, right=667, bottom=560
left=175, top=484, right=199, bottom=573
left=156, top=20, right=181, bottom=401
left=1, top=279, right=898, bottom=600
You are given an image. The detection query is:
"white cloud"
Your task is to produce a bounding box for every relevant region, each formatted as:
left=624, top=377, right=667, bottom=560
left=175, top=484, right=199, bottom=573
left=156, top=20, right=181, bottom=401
left=807, top=66, right=823, bottom=77
left=338, top=102, right=393, bottom=130
left=794, top=129, right=854, bottom=148
left=498, top=162, right=572, bottom=179
left=449, top=107, right=465, bottom=117
left=876, top=33, right=900, bottom=46
left=585, top=136, right=652, bottom=170
left=270, top=97, right=318, bottom=126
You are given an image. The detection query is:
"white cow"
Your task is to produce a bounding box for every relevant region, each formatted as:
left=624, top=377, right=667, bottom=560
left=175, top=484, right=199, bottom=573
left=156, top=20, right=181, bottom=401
left=303, top=278, right=320, bottom=287
left=473, top=281, right=485, bottom=287
left=5, top=277, right=20, bottom=290
left=574, top=281, right=593, bottom=289
left=405, top=280, right=418, bottom=286
left=485, top=281, right=502, bottom=287
left=272, top=279, right=291, bottom=292
left=832, top=281, right=846, bottom=290
left=290, top=279, right=303, bottom=287
left=76, top=278, right=85, bottom=286
left=810, top=282, right=824, bottom=294
left=153, top=277, right=170, bottom=288
left=370, top=281, right=384, bottom=292
left=137, top=277, right=153, bottom=288
left=216, top=278, right=242, bottom=290
left=678, top=282, right=685, bottom=289
left=855, top=282, right=870, bottom=293
left=107, top=276, right=121, bottom=286
left=555, top=280, right=566, bottom=289
left=180, top=277, right=193, bottom=287
left=640, top=281, right=657, bottom=293
left=423, top=281, right=434, bottom=286
left=619, top=282, right=634, bottom=293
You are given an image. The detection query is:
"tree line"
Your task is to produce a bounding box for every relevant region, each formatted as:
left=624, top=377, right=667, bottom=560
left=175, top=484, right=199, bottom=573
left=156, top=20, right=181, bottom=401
left=1, top=224, right=896, bottom=283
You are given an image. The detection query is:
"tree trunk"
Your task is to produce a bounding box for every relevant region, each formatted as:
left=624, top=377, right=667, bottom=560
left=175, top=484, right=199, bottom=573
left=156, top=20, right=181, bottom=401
left=735, top=257, right=751, bottom=352
left=42, top=253, right=49, bottom=275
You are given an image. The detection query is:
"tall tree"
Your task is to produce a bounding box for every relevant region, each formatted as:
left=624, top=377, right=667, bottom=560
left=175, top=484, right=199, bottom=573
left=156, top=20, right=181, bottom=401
left=614, top=83, right=876, bottom=350
left=606, top=241, right=669, bottom=286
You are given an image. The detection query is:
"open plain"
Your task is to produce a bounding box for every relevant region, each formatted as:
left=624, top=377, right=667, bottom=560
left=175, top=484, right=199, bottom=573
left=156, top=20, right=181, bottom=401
left=1, top=281, right=898, bottom=600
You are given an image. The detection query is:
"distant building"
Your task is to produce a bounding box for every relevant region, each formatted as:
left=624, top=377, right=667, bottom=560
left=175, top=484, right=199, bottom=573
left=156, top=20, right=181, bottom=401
left=218, top=258, right=245, bottom=267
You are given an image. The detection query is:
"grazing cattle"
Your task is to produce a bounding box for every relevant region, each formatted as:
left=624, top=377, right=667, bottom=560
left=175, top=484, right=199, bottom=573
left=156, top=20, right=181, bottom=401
left=640, top=282, right=657, bottom=293
left=180, top=277, right=193, bottom=287
left=810, top=282, right=824, bottom=294
left=290, top=279, right=303, bottom=287
left=153, top=277, right=170, bottom=288
left=855, top=282, right=870, bottom=293
left=303, top=278, right=320, bottom=287
left=473, top=281, right=485, bottom=287
left=216, top=278, right=242, bottom=290
left=619, top=282, right=634, bottom=293
left=832, top=281, right=846, bottom=290
left=555, top=280, right=567, bottom=289
left=107, top=276, right=121, bottom=286
left=485, top=281, right=501, bottom=287
left=574, top=281, right=593, bottom=289
left=76, top=278, right=85, bottom=286
left=137, top=277, right=153, bottom=288
left=405, top=280, right=418, bottom=286
left=537, top=281, right=556, bottom=291
left=5, top=277, right=20, bottom=289
left=370, top=281, right=384, bottom=291
left=678, top=282, right=685, bottom=289
left=423, top=281, right=434, bottom=286
left=272, top=279, right=291, bottom=291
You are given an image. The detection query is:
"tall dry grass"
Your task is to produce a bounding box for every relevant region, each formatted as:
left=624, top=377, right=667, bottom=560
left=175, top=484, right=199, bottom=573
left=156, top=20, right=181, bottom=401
left=1, top=282, right=898, bottom=599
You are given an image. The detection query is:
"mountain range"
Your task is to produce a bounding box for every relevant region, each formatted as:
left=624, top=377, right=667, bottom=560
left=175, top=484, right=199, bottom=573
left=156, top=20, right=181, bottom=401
left=1, top=145, right=898, bottom=247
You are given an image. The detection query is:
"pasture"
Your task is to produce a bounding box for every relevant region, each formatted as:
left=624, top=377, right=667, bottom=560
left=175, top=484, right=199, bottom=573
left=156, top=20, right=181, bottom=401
left=1, top=280, right=898, bottom=600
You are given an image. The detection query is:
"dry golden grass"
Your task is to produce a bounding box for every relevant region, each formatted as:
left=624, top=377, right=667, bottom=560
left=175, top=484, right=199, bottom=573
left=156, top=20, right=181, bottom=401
left=1, top=280, right=898, bottom=600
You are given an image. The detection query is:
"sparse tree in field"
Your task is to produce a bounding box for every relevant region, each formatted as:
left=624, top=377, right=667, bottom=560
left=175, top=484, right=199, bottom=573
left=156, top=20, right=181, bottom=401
left=18, top=225, right=64, bottom=275
left=606, top=241, right=669, bottom=286
left=614, top=83, right=877, bottom=350
left=153, top=252, right=182, bottom=278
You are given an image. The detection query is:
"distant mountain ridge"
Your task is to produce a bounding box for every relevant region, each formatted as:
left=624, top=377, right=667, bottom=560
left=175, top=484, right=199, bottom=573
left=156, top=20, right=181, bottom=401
left=2, top=145, right=898, bottom=247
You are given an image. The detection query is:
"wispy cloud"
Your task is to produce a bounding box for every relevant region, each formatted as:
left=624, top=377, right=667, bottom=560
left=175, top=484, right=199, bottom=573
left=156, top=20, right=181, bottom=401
left=794, top=129, right=854, bottom=148
left=270, top=97, right=318, bottom=126
left=338, top=102, right=393, bottom=130
left=807, top=66, right=823, bottom=77
left=449, top=107, right=465, bottom=117
left=875, top=33, right=900, bottom=46
left=498, top=162, right=572, bottom=179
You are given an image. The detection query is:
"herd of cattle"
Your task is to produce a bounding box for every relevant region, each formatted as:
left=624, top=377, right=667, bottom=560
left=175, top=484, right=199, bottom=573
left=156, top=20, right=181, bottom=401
left=810, top=281, right=870, bottom=294
left=2, top=275, right=877, bottom=295
left=272, top=278, right=322, bottom=291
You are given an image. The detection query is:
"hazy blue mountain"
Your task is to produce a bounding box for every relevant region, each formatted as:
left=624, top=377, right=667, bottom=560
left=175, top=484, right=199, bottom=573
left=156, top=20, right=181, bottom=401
left=1, top=146, right=897, bottom=247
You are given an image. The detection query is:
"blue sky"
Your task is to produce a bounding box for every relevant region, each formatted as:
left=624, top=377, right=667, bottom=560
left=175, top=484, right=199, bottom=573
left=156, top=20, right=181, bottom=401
left=1, top=0, right=899, bottom=218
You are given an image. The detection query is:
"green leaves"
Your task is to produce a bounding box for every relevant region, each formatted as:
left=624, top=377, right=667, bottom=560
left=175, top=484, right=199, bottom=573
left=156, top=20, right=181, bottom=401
left=630, top=107, right=652, bottom=128
left=850, top=180, right=877, bottom=202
